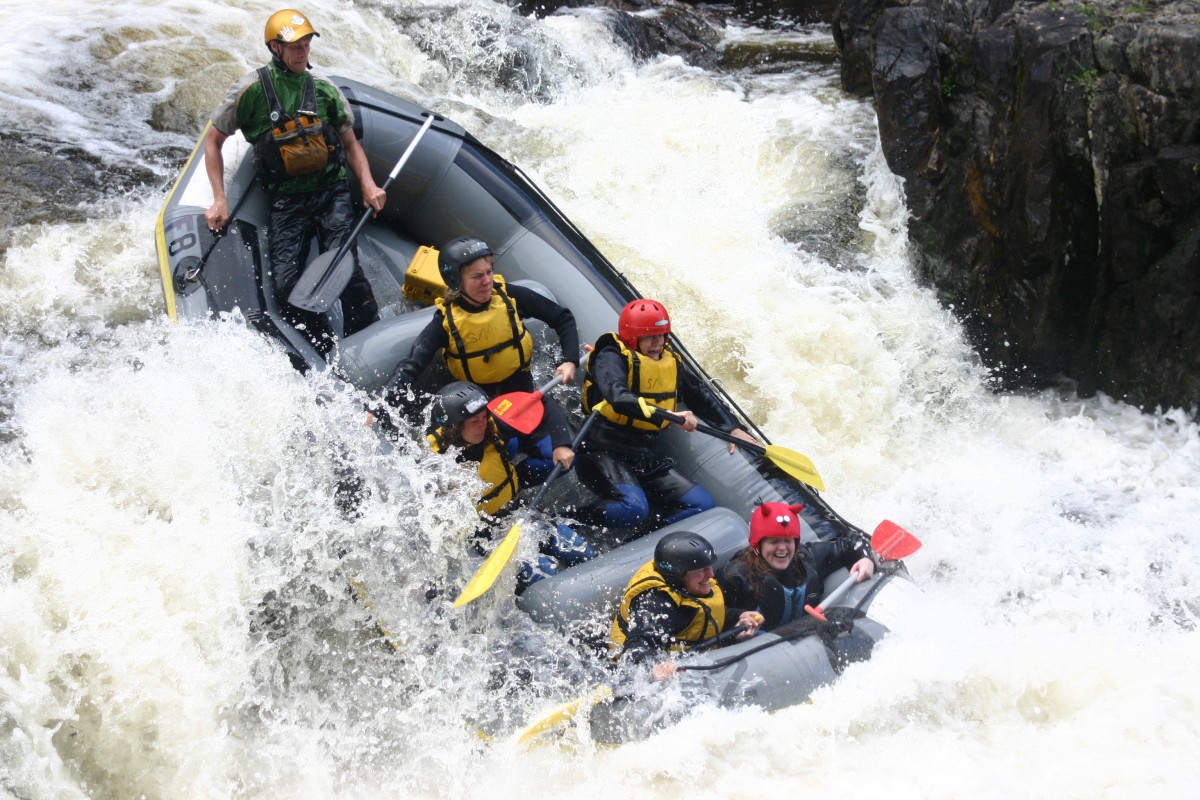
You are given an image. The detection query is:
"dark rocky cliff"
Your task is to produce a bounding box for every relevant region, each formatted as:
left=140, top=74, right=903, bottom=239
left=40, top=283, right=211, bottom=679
left=834, top=0, right=1200, bottom=412
left=525, top=0, right=1199, bottom=413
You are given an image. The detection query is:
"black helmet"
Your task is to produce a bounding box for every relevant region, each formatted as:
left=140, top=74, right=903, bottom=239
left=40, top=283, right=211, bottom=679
left=438, top=236, right=493, bottom=291
left=654, top=531, right=716, bottom=585
left=431, top=381, right=489, bottom=428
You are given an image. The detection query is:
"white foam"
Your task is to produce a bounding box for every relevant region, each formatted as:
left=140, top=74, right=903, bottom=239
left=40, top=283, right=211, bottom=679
left=1, top=1, right=1198, bottom=797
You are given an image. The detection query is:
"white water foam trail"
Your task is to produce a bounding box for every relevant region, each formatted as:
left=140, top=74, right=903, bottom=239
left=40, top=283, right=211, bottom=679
left=1, top=1, right=1198, bottom=798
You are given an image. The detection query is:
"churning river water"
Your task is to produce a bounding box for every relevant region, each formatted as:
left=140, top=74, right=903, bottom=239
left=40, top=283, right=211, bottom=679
left=2, top=1, right=1198, bottom=798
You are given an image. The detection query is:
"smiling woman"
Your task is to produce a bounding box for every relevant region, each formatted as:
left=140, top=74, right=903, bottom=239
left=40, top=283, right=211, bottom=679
left=718, top=501, right=875, bottom=629
left=380, top=234, right=581, bottom=412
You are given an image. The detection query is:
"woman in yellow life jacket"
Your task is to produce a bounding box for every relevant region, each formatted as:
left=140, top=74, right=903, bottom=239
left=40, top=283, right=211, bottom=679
left=427, top=381, right=594, bottom=590
left=610, top=531, right=761, bottom=680
left=386, top=236, right=580, bottom=399
left=576, top=299, right=760, bottom=533
left=383, top=235, right=580, bottom=469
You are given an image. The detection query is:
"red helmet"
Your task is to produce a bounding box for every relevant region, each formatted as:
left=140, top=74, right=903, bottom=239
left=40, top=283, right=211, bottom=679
left=618, top=299, right=671, bottom=350
left=749, top=501, right=806, bottom=550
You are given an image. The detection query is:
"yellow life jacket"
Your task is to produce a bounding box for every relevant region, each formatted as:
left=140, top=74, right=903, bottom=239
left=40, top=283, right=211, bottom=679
left=427, top=419, right=519, bottom=517
left=583, top=332, right=679, bottom=431
left=436, top=275, right=534, bottom=385
left=609, top=560, right=726, bottom=655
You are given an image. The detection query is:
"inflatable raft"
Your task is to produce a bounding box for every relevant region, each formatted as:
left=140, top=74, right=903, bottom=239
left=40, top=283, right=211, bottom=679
left=155, top=76, right=919, bottom=743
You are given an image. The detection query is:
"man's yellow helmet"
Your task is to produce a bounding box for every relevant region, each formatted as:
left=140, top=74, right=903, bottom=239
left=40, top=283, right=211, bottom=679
left=264, top=9, right=320, bottom=45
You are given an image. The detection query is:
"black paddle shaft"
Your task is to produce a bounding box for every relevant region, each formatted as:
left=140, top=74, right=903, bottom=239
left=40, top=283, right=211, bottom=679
left=651, top=407, right=768, bottom=456
left=529, top=408, right=602, bottom=509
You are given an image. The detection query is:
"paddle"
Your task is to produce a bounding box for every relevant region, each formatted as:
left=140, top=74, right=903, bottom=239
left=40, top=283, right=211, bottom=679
left=288, top=113, right=437, bottom=312
left=516, top=622, right=748, bottom=745
left=487, top=375, right=564, bottom=435
left=345, top=574, right=404, bottom=653
left=641, top=401, right=826, bottom=491
left=804, top=520, right=921, bottom=622
left=452, top=405, right=604, bottom=607
left=516, top=685, right=612, bottom=745
left=684, top=622, right=749, bottom=656
left=178, top=187, right=256, bottom=291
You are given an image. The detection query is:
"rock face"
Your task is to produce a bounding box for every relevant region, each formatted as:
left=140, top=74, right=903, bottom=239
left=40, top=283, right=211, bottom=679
left=834, top=0, right=1200, bottom=412
left=517, top=0, right=727, bottom=67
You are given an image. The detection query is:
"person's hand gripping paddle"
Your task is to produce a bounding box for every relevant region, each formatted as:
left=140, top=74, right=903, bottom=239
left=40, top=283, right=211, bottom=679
left=288, top=113, right=437, bottom=312
left=804, top=520, right=922, bottom=622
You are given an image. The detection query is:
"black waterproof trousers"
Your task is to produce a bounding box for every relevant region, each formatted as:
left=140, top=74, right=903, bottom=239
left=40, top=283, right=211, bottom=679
left=268, top=182, right=379, bottom=353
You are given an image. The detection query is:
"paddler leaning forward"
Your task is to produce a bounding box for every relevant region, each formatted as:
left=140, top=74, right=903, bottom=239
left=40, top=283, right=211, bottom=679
left=610, top=530, right=761, bottom=680
left=426, top=380, right=595, bottom=590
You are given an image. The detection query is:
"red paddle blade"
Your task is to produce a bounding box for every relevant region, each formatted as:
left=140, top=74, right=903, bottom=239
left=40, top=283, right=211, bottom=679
left=487, top=391, right=545, bottom=435
left=871, top=520, right=922, bottom=560
left=486, top=375, right=562, bottom=435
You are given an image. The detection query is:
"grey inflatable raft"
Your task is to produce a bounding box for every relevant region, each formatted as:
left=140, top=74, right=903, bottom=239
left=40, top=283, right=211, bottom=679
left=518, top=506, right=919, bottom=743
left=155, top=76, right=920, bottom=741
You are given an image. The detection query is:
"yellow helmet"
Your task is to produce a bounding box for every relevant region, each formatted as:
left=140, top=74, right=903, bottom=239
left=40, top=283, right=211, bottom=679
left=264, top=9, right=320, bottom=45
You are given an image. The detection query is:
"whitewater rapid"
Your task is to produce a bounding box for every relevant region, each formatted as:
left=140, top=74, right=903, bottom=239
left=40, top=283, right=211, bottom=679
left=2, top=1, right=1197, bottom=798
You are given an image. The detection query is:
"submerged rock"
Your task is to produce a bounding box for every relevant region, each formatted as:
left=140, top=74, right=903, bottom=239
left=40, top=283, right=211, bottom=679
left=0, top=133, right=167, bottom=258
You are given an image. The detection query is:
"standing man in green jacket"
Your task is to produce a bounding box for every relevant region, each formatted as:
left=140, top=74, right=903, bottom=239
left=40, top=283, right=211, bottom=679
left=204, top=8, right=384, bottom=356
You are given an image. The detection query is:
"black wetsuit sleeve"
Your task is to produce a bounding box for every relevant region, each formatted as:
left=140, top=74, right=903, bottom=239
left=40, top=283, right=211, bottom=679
left=534, top=395, right=574, bottom=450
left=677, top=366, right=741, bottom=432
left=806, top=538, right=866, bottom=582
left=620, top=590, right=695, bottom=665
left=589, top=346, right=647, bottom=420
left=508, top=284, right=581, bottom=367
left=384, top=312, right=449, bottom=408
left=715, top=558, right=756, bottom=611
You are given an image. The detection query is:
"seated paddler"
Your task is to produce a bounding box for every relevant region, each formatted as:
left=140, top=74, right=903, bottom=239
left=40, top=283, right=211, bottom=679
left=717, top=501, right=874, bottom=629
left=384, top=235, right=578, bottom=399
left=427, top=380, right=595, bottom=589
left=610, top=531, right=761, bottom=681
left=382, top=235, right=580, bottom=470
left=575, top=298, right=760, bottom=533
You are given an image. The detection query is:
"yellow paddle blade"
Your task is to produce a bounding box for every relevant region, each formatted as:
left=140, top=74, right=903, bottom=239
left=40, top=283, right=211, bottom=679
left=346, top=576, right=405, bottom=653
left=764, top=444, right=825, bottom=491
left=517, top=685, right=613, bottom=745
left=453, top=522, right=522, bottom=607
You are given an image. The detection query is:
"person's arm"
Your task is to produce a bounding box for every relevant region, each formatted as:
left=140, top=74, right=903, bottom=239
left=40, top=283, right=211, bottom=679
left=205, top=73, right=257, bottom=231
left=328, top=80, right=385, bottom=215
left=835, top=534, right=876, bottom=581
left=531, top=396, right=575, bottom=468
left=728, top=609, right=763, bottom=638
left=809, top=538, right=875, bottom=584
left=589, top=347, right=646, bottom=419
left=383, top=313, right=448, bottom=410
left=340, top=128, right=385, bottom=214
left=507, top=284, right=581, bottom=382
left=678, top=366, right=760, bottom=451
left=619, top=590, right=692, bottom=666
left=645, top=595, right=760, bottom=681
left=203, top=126, right=231, bottom=231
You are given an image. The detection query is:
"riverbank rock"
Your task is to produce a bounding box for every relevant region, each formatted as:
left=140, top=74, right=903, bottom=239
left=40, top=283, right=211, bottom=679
left=517, top=1, right=727, bottom=67
left=834, top=0, right=1200, bottom=412
left=0, top=133, right=166, bottom=259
